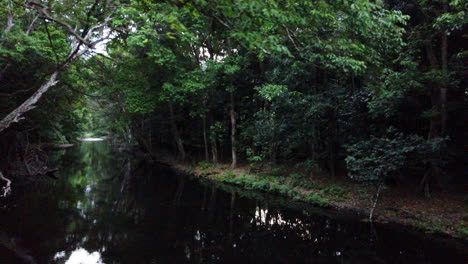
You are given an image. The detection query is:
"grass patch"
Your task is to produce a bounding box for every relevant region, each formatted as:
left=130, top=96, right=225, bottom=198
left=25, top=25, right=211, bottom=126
left=322, top=184, right=347, bottom=197
left=214, top=170, right=330, bottom=207
left=455, top=226, right=468, bottom=239
left=305, top=192, right=329, bottom=207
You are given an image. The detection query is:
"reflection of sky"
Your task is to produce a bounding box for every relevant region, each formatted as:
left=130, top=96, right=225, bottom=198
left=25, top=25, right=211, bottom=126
left=55, top=248, right=104, bottom=264
left=81, top=138, right=105, bottom=142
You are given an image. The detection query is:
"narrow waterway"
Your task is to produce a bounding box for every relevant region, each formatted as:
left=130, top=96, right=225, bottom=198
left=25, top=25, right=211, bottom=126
left=0, top=141, right=466, bottom=264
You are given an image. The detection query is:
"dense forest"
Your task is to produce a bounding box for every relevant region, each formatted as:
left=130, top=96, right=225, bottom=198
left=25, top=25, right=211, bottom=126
left=0, top=0, right=466, bottom=223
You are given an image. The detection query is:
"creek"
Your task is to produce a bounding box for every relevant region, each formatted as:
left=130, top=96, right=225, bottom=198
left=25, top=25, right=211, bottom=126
left=0, top=141, right=466, bottom=263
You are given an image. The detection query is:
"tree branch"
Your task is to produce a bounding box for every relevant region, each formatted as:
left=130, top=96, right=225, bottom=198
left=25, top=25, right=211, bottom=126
left=25, top=14, right=39, bottom=35
left=27, top=0, right=93, bottom=47
left=0, top=1, right=113, bottom=134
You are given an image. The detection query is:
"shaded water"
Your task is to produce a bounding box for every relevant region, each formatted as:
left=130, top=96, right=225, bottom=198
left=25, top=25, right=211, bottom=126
left=0, top=141, right=466, bottom=264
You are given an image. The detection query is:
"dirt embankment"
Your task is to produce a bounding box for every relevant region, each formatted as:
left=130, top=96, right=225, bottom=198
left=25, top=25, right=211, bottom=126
left=157, top=156, right=467, bottom=240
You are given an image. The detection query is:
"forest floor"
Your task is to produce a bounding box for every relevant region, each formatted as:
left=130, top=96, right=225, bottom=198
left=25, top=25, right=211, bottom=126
left=158, top=157, right=467, bottom=240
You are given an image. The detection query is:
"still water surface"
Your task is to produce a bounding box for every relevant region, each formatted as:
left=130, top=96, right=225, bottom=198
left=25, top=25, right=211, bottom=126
left=0, top=141, right=466, bottom=263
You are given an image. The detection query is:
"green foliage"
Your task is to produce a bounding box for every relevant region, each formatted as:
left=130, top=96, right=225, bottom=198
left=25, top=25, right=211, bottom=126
left=322, top=184, right=347, bottom=198
left=255, top=84, right=288, bottom=101
left=217, top=170, right=236, bottom=180
left=345, top=129, right=421, bottom=182
left=457, top=226, right=468, bottom=239
left=305, top=192, right=329, bottom=207
left=345, top=128, right=448, bottom=182
left=1, top=0, right=465, bottom=205
left=198, top=161, right=214, bottom=170
left=209, top=122, right=225, bottom=143
left=246, top=148, right=265, bottom=163
left=296, top=159, right=322, bottom=174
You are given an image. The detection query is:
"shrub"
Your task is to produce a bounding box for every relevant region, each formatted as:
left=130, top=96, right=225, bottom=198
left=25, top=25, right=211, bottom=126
left=345, top=127, right=448, bottom=183
left=251, top=179, right=270, bottom=191
left=305, top=192, right=329, bottom=206
left=198, top=161, right=214, bottom=170
left=269, top=167, right=282, bottom=176
left=322, top=184, right=347, bottom=197
left=220, top=171, right=236, bottom=180
left=287, top=173, right=318, bottom=189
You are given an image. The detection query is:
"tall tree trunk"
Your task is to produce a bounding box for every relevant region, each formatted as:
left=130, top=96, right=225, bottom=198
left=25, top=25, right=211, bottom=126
left=210, top=112, right=218, bottom=164
left=202, top=116, right=209, bottom=161
left=424, top=31, right=450, bottom=196
left=229, top=92, right=237, bottom=169
left=328, top=108, right=337, bottom=177
left=168, top=102, right=185, bottom=161
left=440, top=28, right=448, bottom=136
left=426, top=39, right=440, bottom=139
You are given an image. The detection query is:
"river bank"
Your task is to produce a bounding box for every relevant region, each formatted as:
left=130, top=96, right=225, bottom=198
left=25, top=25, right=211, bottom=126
left=159, top=158, right=467, bottom=240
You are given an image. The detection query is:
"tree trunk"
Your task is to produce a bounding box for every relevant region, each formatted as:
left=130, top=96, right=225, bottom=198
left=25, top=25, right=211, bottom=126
left=328, top=108, right=337, bottom=177
left=202, top=116, right=209, bottom=161
left=229, top=92, right=237, bottom=169
left=440, top=28, right=448, bottom=136
left=168, top=102, right=185, bottom=161
left=426, top=39, right=441, bottom=139
left=211, top=138, right=218, bottom=164
left=369, top=181, right=383, bottom=222
left=210, top=112, right=218, bottom=164
left=424, top=33, right=448, bottom=196
left=1, top=0, right=14, bottom=42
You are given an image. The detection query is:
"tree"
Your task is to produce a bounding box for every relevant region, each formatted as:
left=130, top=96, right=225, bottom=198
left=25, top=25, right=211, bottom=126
left=0, top=0, right=113, bottom=134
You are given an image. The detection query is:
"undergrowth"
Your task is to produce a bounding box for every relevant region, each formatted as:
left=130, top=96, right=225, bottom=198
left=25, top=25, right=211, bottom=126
left=210, top=168, right=330, bottom=207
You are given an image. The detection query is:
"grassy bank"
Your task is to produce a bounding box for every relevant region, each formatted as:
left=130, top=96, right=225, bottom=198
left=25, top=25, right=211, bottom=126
left=161, top=159, right=467, bottom=240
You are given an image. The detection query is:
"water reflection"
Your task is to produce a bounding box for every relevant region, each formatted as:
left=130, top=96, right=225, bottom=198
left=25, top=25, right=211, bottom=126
left=54, top=248, right=104, bottom=264
left=0, top=141, right=466, bottom=264
left=80, top=138, right=105, bottom=142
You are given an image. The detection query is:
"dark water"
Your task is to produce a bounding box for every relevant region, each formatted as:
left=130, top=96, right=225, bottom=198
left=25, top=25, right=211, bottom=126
left=0, top=141, right=466, bottom=264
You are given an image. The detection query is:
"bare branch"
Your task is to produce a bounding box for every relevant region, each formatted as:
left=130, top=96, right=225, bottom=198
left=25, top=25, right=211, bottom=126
left=25, top=14, right=39, bottom=35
